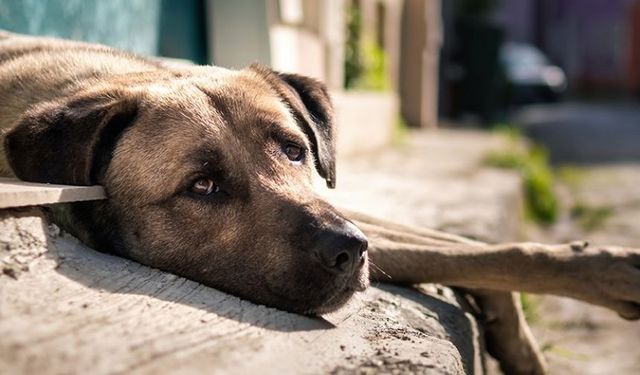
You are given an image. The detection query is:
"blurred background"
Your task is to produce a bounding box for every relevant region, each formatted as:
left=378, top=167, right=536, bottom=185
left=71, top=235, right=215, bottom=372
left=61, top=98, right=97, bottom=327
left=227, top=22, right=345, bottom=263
left=1, top=0, right=639, bottom=373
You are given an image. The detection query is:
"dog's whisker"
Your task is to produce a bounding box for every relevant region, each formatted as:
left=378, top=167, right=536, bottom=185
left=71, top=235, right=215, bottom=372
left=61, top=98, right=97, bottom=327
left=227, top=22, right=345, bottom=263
left=369, top=261, right=391, bottom=279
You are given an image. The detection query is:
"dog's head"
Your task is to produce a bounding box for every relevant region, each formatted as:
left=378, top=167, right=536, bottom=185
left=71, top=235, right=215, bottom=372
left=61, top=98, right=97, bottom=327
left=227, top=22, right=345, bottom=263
left=5, top=65, right=369, bottom=314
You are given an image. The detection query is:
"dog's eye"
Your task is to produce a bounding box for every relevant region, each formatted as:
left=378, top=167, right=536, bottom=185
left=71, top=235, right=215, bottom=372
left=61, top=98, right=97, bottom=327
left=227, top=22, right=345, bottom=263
left=189, top=178, right=220, bottom=196
left=283, top=143, right=305, bottom=162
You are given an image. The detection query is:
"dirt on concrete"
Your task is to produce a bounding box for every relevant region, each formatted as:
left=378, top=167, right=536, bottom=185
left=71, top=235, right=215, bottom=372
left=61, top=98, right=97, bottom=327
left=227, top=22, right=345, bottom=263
left=0, top=209, right=49, bottom=279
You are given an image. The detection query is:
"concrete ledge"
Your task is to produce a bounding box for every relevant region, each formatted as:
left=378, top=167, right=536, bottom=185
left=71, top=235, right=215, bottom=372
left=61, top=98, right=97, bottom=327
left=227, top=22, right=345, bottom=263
left=0, top=129, right=523, bottom=374
left=324, top=129, right=523, bottom=243
left=332, top=91, right=398, bottom=161
left=0, top=208, right=483, bottom=375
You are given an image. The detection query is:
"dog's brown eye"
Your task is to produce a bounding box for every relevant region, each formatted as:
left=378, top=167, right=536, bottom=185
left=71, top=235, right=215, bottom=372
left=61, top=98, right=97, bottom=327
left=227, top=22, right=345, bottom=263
left=283, top=143, right=305, bottom=162
left=189, top=178, right=219, bottom=195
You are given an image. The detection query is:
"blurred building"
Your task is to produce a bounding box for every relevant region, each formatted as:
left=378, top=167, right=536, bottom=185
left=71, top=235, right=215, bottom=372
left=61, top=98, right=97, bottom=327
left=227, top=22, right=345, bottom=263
left=399, top=0, right=442, bottom=129
left=208, top=0, right=442, bottom=129
left=207, top=0, right=344, bottom=89
left=438, top=0, right=640, bottom=124
left=0, top=0, right=161, bottom=56
left=0, top=0, right=445, bottom=159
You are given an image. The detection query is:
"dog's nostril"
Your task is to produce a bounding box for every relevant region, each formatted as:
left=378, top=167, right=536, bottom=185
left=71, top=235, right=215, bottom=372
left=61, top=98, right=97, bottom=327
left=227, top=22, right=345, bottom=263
left=315, top=222, right=368, bottom=273
left=334, top=251, right=351, bottom=271
left=359, top=239, right=368, bottom=257
left=318, top=240, right=366, bottom=273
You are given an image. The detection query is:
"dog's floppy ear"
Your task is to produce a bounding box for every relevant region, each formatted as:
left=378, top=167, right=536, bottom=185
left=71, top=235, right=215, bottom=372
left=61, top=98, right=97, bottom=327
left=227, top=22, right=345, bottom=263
left=251, top=65, right=337, bottom=188
left=5, top=91, right=139, bottom=185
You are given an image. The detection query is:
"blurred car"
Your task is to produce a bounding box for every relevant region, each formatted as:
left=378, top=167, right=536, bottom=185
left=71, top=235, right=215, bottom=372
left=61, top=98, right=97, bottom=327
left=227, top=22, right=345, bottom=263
left=500, top=42, right=568, bottom=105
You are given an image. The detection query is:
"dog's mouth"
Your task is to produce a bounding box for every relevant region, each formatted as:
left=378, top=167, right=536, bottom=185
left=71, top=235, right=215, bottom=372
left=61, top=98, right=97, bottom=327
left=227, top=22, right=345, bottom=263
left=263, top=255, right=370, bottom=315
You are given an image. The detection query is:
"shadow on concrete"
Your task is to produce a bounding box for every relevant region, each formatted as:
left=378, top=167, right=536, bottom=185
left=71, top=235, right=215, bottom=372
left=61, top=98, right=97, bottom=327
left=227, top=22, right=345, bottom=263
left=39, top=210, right=483, bottom=368
left=376, top=283, right=481, bottom=375
left=42, top=221, right=335, bottom=333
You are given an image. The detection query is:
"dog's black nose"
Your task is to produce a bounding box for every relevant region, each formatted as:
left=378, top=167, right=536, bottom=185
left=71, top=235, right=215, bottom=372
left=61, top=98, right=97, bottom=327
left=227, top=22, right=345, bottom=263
left=315, top=222, right=368, bottom=273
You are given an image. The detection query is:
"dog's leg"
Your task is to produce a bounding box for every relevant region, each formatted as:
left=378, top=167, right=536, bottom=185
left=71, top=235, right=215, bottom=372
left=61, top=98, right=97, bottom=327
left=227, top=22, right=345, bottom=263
left=345, top=209, right=640, bottom=320
left=350, top=212, right=547, bottom=374
left=464, top=289, right=547, bottom=375
left=366, top=238, right=640, bottom=320
left=347, top=209, right=640, bottom=374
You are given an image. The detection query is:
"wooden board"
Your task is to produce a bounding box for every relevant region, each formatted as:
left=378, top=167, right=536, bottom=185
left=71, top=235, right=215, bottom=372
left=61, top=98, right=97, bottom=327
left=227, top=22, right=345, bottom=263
left=0, top=178, right=105, bottom=209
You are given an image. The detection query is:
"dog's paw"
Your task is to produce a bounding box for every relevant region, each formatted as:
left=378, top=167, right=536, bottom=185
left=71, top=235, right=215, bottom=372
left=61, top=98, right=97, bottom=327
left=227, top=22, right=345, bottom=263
left=557, top=243, right=640, bottom=320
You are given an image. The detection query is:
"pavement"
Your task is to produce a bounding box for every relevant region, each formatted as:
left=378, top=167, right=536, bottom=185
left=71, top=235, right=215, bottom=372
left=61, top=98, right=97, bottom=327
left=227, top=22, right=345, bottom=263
left=324, top=129, right=522, bottom=243
left=513, top=101, right=640, bottom=374
left=0, top=128, right=523, bottom=375
left=514, top=102, right=640, bottom=164
left=525, top=166, right=640, bottom=375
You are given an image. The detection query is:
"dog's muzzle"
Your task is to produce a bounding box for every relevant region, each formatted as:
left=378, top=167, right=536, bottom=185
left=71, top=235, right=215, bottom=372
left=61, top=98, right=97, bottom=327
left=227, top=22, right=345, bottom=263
left=311, top=221, right=368, bottom=274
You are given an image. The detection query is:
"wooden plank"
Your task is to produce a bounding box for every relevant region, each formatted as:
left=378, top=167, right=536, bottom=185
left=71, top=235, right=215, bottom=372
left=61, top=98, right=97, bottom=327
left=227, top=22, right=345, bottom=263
left=0, top=178, right=106, bottom=209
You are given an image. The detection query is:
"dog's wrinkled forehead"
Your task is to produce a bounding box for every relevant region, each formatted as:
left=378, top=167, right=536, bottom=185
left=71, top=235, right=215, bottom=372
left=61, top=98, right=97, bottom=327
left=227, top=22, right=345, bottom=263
left=105, top=71, right=313, bottom=204
left=6, top=64, right=335, bottom=194
left=140, top=70, right=306, bottom=146
left=199, top=74, right=306, bottom=140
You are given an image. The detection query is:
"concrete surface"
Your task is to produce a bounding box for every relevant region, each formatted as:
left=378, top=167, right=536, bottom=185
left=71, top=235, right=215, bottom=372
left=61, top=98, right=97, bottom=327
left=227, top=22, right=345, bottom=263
left=332, top=91, right=398, bottom=160
left=0, top=129, right=522, bottom=374
left=326, top=129, right=523, bottom=243
left=0, top=209, right=481, bottom=375
left=514, top=102, right=640, bottom=164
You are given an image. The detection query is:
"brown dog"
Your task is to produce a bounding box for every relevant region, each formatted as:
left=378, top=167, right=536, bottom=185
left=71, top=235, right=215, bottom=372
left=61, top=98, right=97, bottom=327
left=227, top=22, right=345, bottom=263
left=2, top=32, right=640, bottom=374
left=0, top=31, right=369, bottom=315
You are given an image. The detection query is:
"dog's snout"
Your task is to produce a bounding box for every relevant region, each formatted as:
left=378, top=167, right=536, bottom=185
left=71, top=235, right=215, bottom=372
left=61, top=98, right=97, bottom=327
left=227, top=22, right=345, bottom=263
left=315, top=222, right=368, bottom=273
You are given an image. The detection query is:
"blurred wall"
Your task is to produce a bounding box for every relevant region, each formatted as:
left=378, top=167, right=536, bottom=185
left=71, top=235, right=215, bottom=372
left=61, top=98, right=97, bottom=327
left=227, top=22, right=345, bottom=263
left=207, top=0, right=346, bottom=88
left=0, top=0, right=160, bottom=56
left=158, top=0, right=208, bottom=64
left=399, top=0, right=442, bottom=128
left=492, top=0, right=640, bottom=95
left=207, top=0, right=272, bottom=69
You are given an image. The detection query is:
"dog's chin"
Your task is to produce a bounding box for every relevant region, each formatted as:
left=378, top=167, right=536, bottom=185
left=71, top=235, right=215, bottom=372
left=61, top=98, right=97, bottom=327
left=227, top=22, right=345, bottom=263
left=305, top=282, right=367, bottom=315
left=309, top=263, right=371, bottom=315
left=265, top=260, right=370, bottom=316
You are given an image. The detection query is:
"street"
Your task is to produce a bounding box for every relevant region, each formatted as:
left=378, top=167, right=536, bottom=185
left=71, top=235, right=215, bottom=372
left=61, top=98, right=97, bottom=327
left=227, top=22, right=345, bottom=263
left=514, top=102, right=640, bottom=164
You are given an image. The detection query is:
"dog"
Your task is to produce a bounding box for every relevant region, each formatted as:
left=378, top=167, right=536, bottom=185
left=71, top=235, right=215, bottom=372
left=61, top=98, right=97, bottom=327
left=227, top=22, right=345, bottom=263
left=2, top=32, right=639, bottom=375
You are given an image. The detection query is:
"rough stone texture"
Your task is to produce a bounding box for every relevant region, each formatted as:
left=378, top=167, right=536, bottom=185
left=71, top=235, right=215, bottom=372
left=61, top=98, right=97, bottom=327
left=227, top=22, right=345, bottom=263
left=0, top=208, right=49, bottom=278
left=0, top=129, right=521, bottom=374
left=0, top=209, right=480, bottom=375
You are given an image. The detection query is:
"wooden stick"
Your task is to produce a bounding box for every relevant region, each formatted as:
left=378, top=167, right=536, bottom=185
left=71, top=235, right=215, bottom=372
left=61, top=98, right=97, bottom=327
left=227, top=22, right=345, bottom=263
left=0, top=178, right=105, bottom=209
